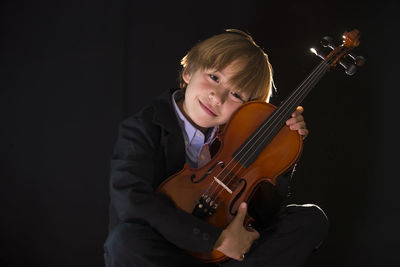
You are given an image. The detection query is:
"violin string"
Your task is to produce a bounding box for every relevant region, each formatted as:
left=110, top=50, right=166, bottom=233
left=206, top=57, right=332, bottom=201
left=210, top=60, right=330, bottom=203
left=240, top=63, right=329, bottom=168
left=205, top=63, right=323, bottom=201
left=205, top=59, right=330, bottom=200
left=235, top=60, right=330, bottom=176
left=224, top=59, right=331, bottom=187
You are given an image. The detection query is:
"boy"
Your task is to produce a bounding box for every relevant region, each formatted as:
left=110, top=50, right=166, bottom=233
left=104, top=29, right=328, bottom=266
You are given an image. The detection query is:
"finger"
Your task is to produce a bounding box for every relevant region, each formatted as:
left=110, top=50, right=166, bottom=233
left=233, top=202, right=248, bottom=225
left=286, top=115, right=304, bottom=125
left=234, top=249, right=247, bottom=261
left=250, top=229, right=260, bottom=240
left=289, top=121, right=306, bottom=131
left=298, top=128, right=309, bottom=138
left=245, top=224, right=260, bottom=238
left=246, top=224, right=259, bottom=233
left=291, top=106, right=304, bottom=117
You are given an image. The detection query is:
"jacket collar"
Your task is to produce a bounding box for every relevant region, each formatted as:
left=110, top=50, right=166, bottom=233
left=152, top=89, right=186, bottom=174
left=152, top=88, right=181, bottom=134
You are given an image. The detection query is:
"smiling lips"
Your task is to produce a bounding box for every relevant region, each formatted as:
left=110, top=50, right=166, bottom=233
left=199, top=100, right=217, bottom=117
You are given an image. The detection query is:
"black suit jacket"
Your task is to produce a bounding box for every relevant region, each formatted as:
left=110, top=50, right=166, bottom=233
left=109, top=88, right=222, bottom=253
left=108, top=88, right=291, bottom=253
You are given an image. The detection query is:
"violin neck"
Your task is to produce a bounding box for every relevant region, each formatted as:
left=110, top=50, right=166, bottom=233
left=233, top=61, right=330, bottom=168
left=276, top=61, right=330, bottom=121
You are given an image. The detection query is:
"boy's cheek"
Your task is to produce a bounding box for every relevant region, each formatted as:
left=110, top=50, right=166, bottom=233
left=218, top=116, right=231, bottom=126
left=227, top=105, right=242, bottom=117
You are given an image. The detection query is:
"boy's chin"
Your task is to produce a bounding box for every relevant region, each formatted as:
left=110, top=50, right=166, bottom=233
left=195, top=120, right=221, bottom=129
left=193, top=115, right=226, bottom=129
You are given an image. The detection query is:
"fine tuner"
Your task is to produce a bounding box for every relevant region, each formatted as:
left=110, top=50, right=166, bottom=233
left=310, top=30, right=366, bottom=75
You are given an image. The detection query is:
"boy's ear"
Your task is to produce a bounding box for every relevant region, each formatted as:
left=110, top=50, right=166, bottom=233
left=182, top=70, right=191, bottom=84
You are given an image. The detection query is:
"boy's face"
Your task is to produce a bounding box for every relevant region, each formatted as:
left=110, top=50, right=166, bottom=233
left=182, top=62, right=248, bottom=129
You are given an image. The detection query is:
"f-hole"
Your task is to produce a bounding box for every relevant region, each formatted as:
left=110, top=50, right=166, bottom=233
left=191, top=161, right=225, bottom=183
left=229, top=178, right=247, bottom=216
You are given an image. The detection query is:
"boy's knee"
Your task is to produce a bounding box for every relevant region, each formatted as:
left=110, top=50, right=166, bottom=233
left=287, top=204, right=329, bottom=243
left=301, top=204, right=329, bottom=242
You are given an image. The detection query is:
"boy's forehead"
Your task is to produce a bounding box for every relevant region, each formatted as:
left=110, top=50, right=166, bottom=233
left=210, top=60, right=244, bottom=77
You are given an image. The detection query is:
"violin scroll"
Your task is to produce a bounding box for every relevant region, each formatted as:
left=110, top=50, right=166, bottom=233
left=310, top=29, right=366, bottom=75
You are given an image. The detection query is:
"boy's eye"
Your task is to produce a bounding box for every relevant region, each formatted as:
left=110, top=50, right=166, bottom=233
left=209, top=74, right=219, bottom=82
left=231, top=91, right=244, bottom=102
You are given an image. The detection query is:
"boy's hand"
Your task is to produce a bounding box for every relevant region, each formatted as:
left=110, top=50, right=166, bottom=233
left=286, top=106, right=309, bottom=139
left=213, top=202, right=259, bottom=261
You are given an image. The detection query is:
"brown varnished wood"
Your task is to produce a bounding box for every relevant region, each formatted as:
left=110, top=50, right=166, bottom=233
left=157, top=101, right=302, bottom=263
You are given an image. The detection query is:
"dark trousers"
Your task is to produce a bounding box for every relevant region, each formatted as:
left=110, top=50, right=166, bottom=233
left=104, top=204, right=328, bottom=267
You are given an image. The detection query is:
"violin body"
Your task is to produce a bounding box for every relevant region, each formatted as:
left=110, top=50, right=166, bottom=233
left=157, top=101, right=302, bottom=262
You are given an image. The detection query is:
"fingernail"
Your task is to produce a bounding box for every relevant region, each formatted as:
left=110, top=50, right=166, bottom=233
left=240, top=202, right=247, bottom=209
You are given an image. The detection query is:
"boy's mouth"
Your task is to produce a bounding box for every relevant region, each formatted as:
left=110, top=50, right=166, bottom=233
left=199, top=100, right=217, bottom=117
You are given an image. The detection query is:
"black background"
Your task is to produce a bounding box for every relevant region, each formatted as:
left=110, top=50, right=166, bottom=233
left=1, top=0, right=399, bottom=266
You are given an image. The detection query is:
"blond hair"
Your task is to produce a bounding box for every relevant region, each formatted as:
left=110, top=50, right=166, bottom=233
left=179, top=29, right=274, bottom=102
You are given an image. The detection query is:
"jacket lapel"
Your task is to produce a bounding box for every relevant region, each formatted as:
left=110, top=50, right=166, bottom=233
left=152, top=89, right=186, bottom=176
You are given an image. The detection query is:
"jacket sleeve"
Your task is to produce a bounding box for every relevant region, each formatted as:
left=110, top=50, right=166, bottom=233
left=109, top=111, right=222, bottom=253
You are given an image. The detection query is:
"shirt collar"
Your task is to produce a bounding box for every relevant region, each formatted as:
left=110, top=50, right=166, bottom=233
left=171, top=90, right=218, bottom=146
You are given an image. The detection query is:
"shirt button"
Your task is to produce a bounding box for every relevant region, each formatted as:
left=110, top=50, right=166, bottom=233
left=193, top=228, right=200, bottom=235
left=196, top=132, right=201, bottom=137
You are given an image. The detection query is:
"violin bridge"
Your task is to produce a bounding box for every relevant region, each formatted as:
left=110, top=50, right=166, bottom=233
left=213, top=177, right=232, bottom=194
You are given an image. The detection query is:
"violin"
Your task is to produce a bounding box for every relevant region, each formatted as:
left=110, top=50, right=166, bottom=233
left=157, top=29, right=365, bottom=263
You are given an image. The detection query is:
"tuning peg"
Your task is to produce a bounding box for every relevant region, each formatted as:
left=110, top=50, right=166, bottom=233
left=355, top=56, right=367, bottom=67
left=310, top=47, right=326, bottom=60
left=355, top=56, right=366, bottom=67
left=347, top=53, right=366, bottom=67
left=339, top=60, right=357, bottom=75
left=345, top=64, right=357, bottom=76
left=321, top=36, right=335, bottom=50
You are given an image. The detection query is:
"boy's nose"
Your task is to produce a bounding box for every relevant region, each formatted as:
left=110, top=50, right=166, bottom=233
left=209, top=90, right=226, bottom=105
